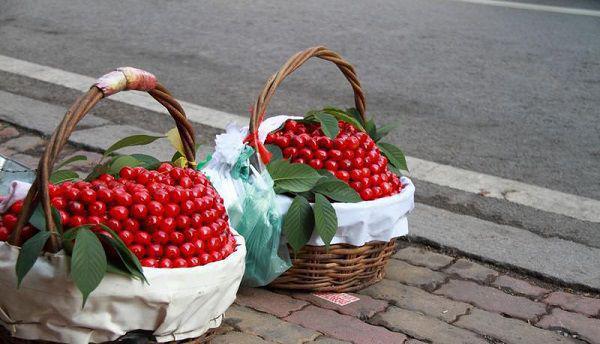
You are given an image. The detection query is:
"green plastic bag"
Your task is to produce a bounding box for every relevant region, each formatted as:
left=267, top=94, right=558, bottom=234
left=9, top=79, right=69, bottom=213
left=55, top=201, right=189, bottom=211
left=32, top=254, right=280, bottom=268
left=203, top=142, right=291, bottom=287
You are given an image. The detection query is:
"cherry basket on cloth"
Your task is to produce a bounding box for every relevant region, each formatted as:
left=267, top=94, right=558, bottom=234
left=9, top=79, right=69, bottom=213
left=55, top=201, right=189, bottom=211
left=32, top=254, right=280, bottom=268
left=247, top=46, right=415, bottom=292
left=0, top=67, right=245, bottom=343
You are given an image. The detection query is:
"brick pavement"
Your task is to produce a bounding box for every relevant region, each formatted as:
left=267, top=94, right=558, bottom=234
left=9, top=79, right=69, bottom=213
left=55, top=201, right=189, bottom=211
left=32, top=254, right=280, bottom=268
left=1, top=122, right=599, bottom=344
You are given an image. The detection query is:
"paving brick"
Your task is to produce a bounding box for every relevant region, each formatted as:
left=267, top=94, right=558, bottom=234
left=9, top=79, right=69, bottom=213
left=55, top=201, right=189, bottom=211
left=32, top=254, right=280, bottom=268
left=1, top=135, right=44, bottom=153
left=235, top=287, right=308, bottom=318
left=290, top=292, right=388, bottom=320
left=456, top=308, right=576, bottom=344
left=0, top=126, right=19, bottom=141
left=493, top=275, right=550, bottom=298
left=11, top=153, right=40, bottom=169
left=283, top=305, right=407, bottom=344
left=537, top=308, right=600, bottom=344
left=385, top=259, right=447, bottom=291
left=394, top=246, right=455, bottom=270
left=370, top=306, right=486, bottom=344
left=444, top=258, right=499, bottom=282
left=435, top=279, right=547, bottom=320
left=544, top=291, right=600, bottom=317
left=406, top=340, right=427, bottom=344
left=211, top=331, right=275, bottom=344
left=224, top=304, right=320, bottom=344
left=361, top=279, right=472, bottom=323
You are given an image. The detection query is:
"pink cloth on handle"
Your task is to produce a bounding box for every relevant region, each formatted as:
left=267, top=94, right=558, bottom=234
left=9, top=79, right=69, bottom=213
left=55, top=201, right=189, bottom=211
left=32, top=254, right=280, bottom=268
left=94, top=67, right=157, bottom=97
left=0, top=181, right=31, bottom=213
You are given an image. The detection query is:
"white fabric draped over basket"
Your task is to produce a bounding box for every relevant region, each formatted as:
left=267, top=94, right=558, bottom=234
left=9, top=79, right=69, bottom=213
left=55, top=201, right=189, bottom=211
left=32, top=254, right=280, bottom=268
left=0, top=230, right=246, bottom=344
left=210, top=115, right=415, bottom=247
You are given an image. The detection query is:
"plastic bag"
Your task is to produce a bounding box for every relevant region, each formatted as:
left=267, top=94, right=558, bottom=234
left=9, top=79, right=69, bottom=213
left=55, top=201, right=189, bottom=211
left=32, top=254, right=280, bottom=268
left=203, top=124, right=291, bottom=287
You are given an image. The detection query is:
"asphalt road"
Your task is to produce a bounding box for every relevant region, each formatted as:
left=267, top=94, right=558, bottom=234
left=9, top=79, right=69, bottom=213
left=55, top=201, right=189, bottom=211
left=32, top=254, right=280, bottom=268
left=0, top=0, right=598, bottom=202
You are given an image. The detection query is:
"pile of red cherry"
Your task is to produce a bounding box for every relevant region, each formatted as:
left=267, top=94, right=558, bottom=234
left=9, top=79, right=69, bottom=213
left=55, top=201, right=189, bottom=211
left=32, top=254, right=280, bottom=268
left=265, top=119, right=403, bottom=200
left=0, top=163, right=236, bottom=268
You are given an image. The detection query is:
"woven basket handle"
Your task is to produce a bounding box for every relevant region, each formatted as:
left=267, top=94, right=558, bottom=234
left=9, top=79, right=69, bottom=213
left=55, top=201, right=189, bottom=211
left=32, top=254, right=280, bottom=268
left=248, top=46, right=366, bottom=164
left=8, top=67, right=196, bottom=251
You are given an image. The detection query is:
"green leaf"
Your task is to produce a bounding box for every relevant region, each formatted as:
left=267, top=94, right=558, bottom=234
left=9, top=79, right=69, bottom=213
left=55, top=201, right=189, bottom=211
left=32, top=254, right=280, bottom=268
left=387, top=164, right=403, bottom=178
left=85, top=161, right=110, bottom=181
left=29, top=205, right=46, bottom=231
left=345, top=107, right=365, bottom=126
left=322, top=108, right=365, bottom=132
left=97, top=224, right=147, bottom=283
left=103, top=134, right=164, bottom=157
left=49, top=170, right=79, bottom=184
left=71, top=228, right=107, bottom=307
left=51, top=207, right=63, bottom=234
left=266, top=159, right=322, bottom=193
left=130, top=154, right=161, bottom=170
left=315, top=112, right=340, bottom=139
left=108, top=155, right=141, bottom=175
left=62, top=225, right=91, bottom=241
left=15, top=230, right=51, bottom=287
left=265, top=144, right=283, bottom=161
left=314, top=194, right=338, bottom=249
left=282, top=196, right=314, bottom=253
left=55, top=155, right=87, bottom=171
left=313, top=179, right=362, bottom=203
left=365, top=119, right=378, bottom=141
left=378, top=142, right=408, bottom=171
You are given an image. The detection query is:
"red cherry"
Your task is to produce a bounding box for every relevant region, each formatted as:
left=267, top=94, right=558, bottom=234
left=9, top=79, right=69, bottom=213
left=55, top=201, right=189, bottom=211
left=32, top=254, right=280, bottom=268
left=119, top=166, right=135, bottom=179
left=324, top=160, right=338, bottom=171
left=88, top=201, right=106, bottom=216
left=282, top=147, right=297, bottom=159
left=79, top=189, right=96, bottom=203
left=165, top=245, right=180, bottom=259
left=114, top=191, right=132, bottom=206
left=180, top=242, right=196, bottom=257
left=130, top=244, right=146, bottom=259
left=333, top=138, right=345, bottom=149
left=317, top=137, right=333, bottom=149
left=176, top=215, right=191, bottom=229
left=275, top=136, right=290, bottom=148
left=183, top=228, right=198, bottom=241
left=349, top=181, right=362, bottom=190
left=372, top=186, right=383, bottom=198
left=352, top=157, right=364, bottom=169
left=291, top=135, right=306, bottom=148
left=86, top=216, right=102, bottom=225
left=147, top=201, right=164, bottom=216
left=198, top=253, right=210, bottom=265
left=109, top=206, right=128, bottom=220
left=141, top=258, right=157, bottom=267
left=170, top=168, right=184, bottom=180
left=169, top=231, right=185, bottom=245
left=96, top=188, right=113, bottom=203
left=298, top=148, right=312, bottom=160
left=0, top=226, right=10, bottom=241
left=198, top=226, right=211, bottom=240
left=157, top=162, right=173, bottom=173
left=121, top=217, right=140, bottom=232
left=210, top=251, right=222, bottom=262
left=68, top=201, right=86, bottom=215
left=119, top=230, right=134, bottom=245
left=21, top=225, right=37, bottom=241
left=181, top=200, right=194, bottom=215
left=207, top=237, right=221, bottom=251
left=360, top=188, right=374, bottom=200
left=284, top=120, right=298, bottom=131
left=104, top=218, right=121, bottom=231
left=187, top=257, right=200, bottom=267
left=346, top=136, right=360, bottom=149
left=193, top=239, right=205, bottom=253
left=179, top=176, right=192, bottom=189
left=132, top=191, right=150, bottom=204
left=67, top=215, right=85, bottom=228
left=190, top=213, right=202, bottom=228
left=173, top=258, right=188, bottom=268
left=160, top=217, right=176, bottom=233
left=308, top=159, right=323, bottom=170
left=136, top=171, right=151, bottom=185
left=152, top=230, right=169, bottom=245
left=159, top=258, right=173, bottom=268
left=131, top=204, right=148, bottom=219
left=164, top=203, right=180, bottom=217
left=8, top=201, right=23, bottom=215
left=306, top=138, right=318, bottom=150
left=51, top=197, right=66, bottom=210
left=293, top=158, right=305, bottom=164
left=339, top=159, right=352, bottom=170
left=153, top=189, right=169, bottom=203
left=146, top=243, right=163, bottom=258
left=342, top=150, right=355, bottom=160
left=64, top=188, right=80, bottom=201
left=335, top=170, right=350, bottom=182
left=314, top=149, right=327, bottom=160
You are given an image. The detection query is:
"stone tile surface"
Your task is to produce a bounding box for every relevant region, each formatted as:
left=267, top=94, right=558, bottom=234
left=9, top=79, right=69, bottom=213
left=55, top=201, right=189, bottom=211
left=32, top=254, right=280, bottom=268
left=493, top=275, right=550, bottom=297
left=236, top=287, right=308, bottom=318
left=385, top=259, right=447, bottom=290
left=537, top=308, right=600, bottom=344
left=393, top=246, right=455, bottom=270
left=291, top=291, right=389, bottom=320
left=544, top=291, right=600, bottom=317
left=444, top=258, right=499, bottom=282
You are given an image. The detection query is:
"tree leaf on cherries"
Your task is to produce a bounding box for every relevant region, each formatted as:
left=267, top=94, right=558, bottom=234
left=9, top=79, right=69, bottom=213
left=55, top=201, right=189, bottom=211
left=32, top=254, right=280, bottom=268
left=378, top=142, right=408, bottom=172
left=265, top=144, right=283, bottom=161
left=71, top=228, right=107, bottom=307
left=49, top=170, right=79, bottom=184
left=387, top=164, right=403, bottom=178
left=55, top=155, right=88, bottom=171
left=313, top=178, right=362, bottom=203
left=375, top=120, right=401, bottom=141
left=321, top=108, right=365, bottom=132
left=28, top=204, right=47, bottom=231
left=85, top=161, right=111, bottom=181
left=266, top=159, right=322, bottom=193
left=108, top=155, right=141, bottom=175
left=314, top=112, right=340, bottom=139
left=365, top=119, right=378, bottom=141
left=97, top=224, right=147, bottom=283
left=103, top=134, right=164, bottom=157
left=345, top=107, right=365, bottom=126
left=314, top=194, right=338, bottom=249
left=282, top=196, right=314, bottom=253
left=131, top=154, right=161, bottom=170
left=15, top=230, right=51, bottom=287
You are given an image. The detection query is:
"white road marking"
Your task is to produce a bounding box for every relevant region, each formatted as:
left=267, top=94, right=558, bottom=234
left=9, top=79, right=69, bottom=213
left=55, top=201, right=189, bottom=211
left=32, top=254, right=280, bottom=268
left=0, top=54, right=598, bottom=223
left=445, top=0, right=600, bottom=17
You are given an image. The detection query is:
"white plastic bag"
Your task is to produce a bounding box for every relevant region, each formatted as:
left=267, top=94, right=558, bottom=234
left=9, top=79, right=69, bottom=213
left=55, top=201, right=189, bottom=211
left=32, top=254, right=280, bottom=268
left=0, top=231, right=246, bottom=343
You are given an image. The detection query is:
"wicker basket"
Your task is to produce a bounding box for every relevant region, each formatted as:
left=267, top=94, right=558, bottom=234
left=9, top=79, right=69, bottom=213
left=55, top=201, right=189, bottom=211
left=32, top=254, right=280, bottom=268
left=1, top=68, right=227, bottom=343
left=248, top=46, right=400, bottom=292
